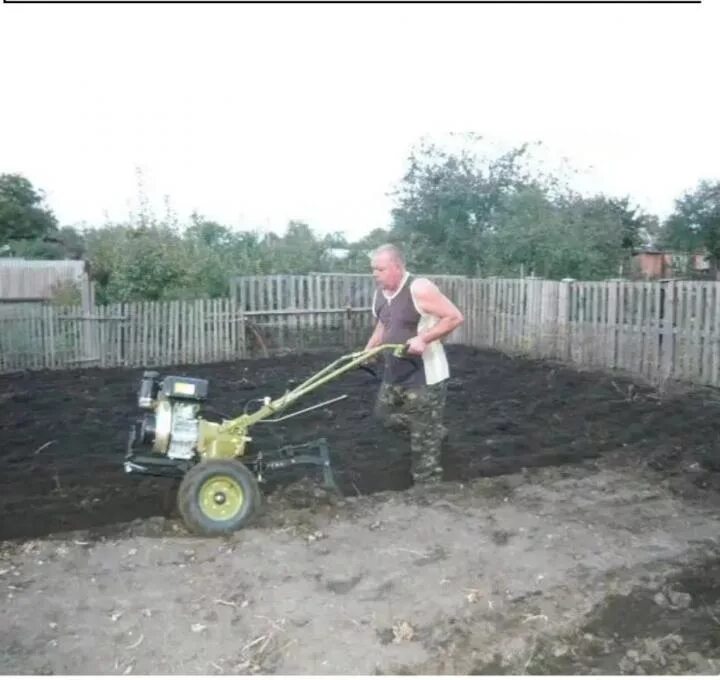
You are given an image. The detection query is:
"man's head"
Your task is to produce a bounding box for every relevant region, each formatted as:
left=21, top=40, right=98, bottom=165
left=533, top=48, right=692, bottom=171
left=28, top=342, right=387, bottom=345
left=371, top=244, right=406, bottom=290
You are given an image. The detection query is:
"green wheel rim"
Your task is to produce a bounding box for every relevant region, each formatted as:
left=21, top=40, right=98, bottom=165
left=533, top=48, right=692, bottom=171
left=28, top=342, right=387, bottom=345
left=199, top=475, right=244, bottom=521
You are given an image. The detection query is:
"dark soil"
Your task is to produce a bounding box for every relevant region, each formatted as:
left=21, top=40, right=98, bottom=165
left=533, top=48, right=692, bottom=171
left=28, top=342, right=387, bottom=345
left=4, top=345, right=720, bottom=675
left=1, top=345, right=719, bottom=542
left=517, top=555, right=720, bottom=675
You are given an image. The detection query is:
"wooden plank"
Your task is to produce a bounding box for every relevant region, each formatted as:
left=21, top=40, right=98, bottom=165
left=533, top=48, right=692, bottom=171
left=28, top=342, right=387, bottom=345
left=585, top=282, right=593, bottom=365
left=220, top=298, right=227, bottom=361
left=639, top=283, right=649, bottom=379
left=275, top=276, right=283, bottom=351
left=199, top=299, right=205, bottom=364
left=654, top=281, right=663, bottom=380
left=507, top=279, right=516, bottom=352
left=193, top=299, right=200, bottom=364
left=177, top=300, right=183, bottom=365
left=480, top=278, right=486, bottom=348
left=47, top=304, right=56, bottom=369
left=127, top=301, right=135, bottom=366
left=632, top=283, right=641, bottom=373
left=156, top=300, right=162, bottom=366
left=139, top=301, right=146, bottom=366
left=248, top=277, right=256, bottom=312
left=156, top=301, right=162, bottom=365
left=648, top=281, right=660, bottom=383
left=692, top=282, right=704, bottom=382
left=225, top=297, right=232, bottom=361
left=213, top=298, right=219, bottom=362
left=163, top=300, right=169, bottom=365
left=615, top=283, right=624, bottom=371
left=119, top=302, right=126, bottom=367
left=174, top=299, right=181, bottom=365
left=484, top=279, right=492, bottom=346
left=199, top=299, right=206, bottom=364
left=229, top=298, right=237, bottom=360
left=713, top=283, right=720, bottom=387
left=97, top=305, right=108, bottom=368
left=495, top=279, right=503, bottom=350
left=316, top=274, right=324, bottom=343
left=489, top=279, right=497, bottom=347
left=580, top=282, right=589, bottom=366
left=700, top=283, right=712, bottom=385
left=659, top=281, right=674, bottom=382
left=588, top=283, right=598, bottom=366
left=186, top=300, right=193, bottom=364
left=307, top=276, right=316, bottom=348
left=186, top=299, right=192, bottom=365
left=606, top=281, right=618, bottom=370
left=677, top=281, right=688, bottom=380
left=145, top=301, right=152, bottom=366
left=684, top=281, right=694, bottom=380
left=631, top=283, right=640, bottom=374
left=165, top=300, right=172, bottom=366
left=612, top=283, right=620, bottom=370
left=240, top=308, right=247, bottom=359
left=639, top=283, right=648, bottom=378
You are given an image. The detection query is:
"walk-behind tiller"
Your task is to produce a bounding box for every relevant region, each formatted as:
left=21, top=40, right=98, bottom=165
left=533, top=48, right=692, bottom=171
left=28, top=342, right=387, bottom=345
left=125, top=344, right=405, bottom=536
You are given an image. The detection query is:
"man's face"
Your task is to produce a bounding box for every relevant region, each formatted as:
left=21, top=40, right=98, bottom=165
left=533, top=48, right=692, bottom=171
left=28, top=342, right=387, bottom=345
left=371, top=252, right=403, bottom=290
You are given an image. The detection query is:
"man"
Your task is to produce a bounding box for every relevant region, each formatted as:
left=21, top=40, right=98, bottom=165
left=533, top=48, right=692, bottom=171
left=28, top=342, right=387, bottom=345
left=365, top=244, right=464, bottom=483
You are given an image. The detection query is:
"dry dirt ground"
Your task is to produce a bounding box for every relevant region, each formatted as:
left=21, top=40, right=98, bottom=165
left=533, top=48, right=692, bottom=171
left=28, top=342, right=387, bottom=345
left=2, top=346, right=720, bottom=674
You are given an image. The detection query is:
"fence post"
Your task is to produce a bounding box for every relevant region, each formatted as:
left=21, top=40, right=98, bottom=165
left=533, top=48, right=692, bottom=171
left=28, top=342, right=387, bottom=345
left=343, top=305, right=352, bottom=349
left=606, top=279, right=620, bottom=370
left=488, top=277, right=498, bottom=347
left=238, top=311, right=247, bottom=359
left=659, top=279, right=676, bottom=382
left=558, top=278, right=573, bottom=361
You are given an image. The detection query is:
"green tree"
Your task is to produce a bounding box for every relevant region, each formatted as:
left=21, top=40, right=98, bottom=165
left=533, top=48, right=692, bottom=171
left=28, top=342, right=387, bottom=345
left=390, top=137, right=657, bottom=280
left=0, top=174, right=58, bottom=244
left=84, top=224, right=189, bottom=303
left=658, top=180, right=720, bottom=264
left=390, top=139, right=541, bottom=275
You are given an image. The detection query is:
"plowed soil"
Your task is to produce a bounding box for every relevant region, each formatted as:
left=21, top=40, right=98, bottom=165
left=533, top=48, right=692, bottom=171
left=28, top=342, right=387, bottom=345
left=2, top=346, right=720, bottom=674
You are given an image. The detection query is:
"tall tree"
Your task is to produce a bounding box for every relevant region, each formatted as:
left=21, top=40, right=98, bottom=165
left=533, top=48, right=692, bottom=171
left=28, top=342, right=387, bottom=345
left=0, top=174, right=58, bottom=244
left=390, top=137, right=658, bottom=279
left=659, top=180, right=720, bottom=264
left=390, top=139, right=544, bottom=275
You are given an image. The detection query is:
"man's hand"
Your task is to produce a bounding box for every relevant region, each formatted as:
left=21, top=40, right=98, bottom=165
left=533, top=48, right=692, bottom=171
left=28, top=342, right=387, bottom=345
left=406, top=335, right=427, bottom=355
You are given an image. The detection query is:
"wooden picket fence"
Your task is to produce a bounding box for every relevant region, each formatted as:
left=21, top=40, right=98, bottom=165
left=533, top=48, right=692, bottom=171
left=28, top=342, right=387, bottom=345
left=3, top=273, right=720, bottom=389
left=0, top=297, right=373, bottom=372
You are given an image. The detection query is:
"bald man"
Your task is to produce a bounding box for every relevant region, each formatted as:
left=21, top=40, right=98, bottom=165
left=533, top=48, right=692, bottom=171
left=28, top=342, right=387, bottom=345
left=365, top=244, right=464, bottom=483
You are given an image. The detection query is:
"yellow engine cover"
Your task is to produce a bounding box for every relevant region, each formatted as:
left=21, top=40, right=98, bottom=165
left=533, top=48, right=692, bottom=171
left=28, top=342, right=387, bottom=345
left=196, top=419, right=249, bottom=460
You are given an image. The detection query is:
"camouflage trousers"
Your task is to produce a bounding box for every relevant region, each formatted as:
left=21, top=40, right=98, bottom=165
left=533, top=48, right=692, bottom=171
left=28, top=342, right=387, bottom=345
left=374, top=380, right=448, bottom=482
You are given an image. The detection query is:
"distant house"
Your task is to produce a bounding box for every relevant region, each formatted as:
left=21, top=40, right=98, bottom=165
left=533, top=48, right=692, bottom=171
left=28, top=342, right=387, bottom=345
left=0, top=259, right=90, bottom=304
left=325, top=247, right=351, bottom=261
left=632, top=249, right=711, bottom=280
left=691, top=251, right=711, bottom=272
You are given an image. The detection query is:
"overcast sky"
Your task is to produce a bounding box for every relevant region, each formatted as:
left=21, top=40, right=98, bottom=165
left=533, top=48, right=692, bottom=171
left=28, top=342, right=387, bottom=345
left=1, top=4, right=717, bottom=241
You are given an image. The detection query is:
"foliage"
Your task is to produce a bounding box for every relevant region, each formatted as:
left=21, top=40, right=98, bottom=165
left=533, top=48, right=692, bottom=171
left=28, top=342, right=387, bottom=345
left=389, top=139, right=658, bottom=279
left=658, top=180, right=720, bottom=264
left=11, top=146, right=717, bottom=306
left=0, top=174, right=58, bottom=244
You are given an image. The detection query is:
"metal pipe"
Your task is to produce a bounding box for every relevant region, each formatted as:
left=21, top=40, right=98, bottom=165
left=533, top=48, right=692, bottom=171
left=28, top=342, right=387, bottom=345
left=257, top=394, right=348, bottom=423
left=219, top=344, right=405, bottom=434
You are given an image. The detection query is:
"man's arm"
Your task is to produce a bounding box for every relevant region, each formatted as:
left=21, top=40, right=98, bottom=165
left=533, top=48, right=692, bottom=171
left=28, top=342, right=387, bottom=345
left=407, top=278, right=464, bottom=354
left=364, top=320, right=385, bottom=351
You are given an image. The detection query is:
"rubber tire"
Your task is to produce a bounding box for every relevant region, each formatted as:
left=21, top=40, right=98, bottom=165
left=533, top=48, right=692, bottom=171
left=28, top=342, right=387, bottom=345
left=177, top=460, right=262, bottom=536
